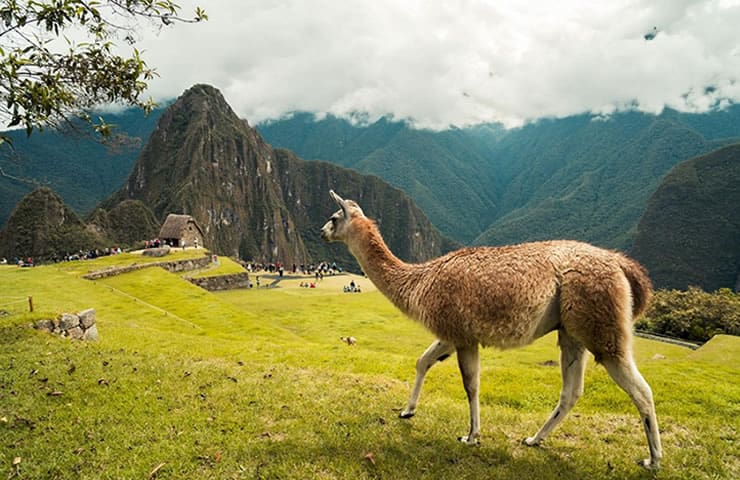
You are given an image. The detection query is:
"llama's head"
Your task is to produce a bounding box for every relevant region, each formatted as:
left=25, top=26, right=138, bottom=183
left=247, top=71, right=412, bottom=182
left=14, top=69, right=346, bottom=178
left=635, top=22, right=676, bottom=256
left=321, top=190, right=365, bottom=243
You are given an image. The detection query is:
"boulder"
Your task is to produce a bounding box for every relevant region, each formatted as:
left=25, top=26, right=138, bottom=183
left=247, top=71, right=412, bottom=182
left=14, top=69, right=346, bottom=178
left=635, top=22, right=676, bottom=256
left=142, top=246, right=170, bottom=257
left=58, top=313, right=79, bottom=330
left=34, top=319, right=54, bottom=332
left=78, top=309, right=96, bottom=328
left=67, top=326, right=84, bottom=340
left=82, top=324, right=99, bottom=341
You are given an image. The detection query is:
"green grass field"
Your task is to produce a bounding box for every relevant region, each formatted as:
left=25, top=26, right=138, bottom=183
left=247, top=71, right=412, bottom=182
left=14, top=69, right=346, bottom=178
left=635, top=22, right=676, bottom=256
left=1, top=253, right=738, bottom=479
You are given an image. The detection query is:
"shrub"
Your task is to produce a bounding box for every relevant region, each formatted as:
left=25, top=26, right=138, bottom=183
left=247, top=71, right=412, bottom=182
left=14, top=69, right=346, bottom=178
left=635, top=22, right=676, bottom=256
left=636, top=287, right=740, bottom=342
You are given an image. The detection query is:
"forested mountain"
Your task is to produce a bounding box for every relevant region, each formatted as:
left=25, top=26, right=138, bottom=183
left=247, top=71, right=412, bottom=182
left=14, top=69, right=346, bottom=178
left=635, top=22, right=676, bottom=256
left=631, top=144, right=740, bottom=291
left=2, top=87, right=739, bottom=283
left=99, top=85, right=454, bottom=267
left=0, top=108, right=164, bottom=228
left=258, top=113, right=499, bottom=242
left=257, top=114, right=498, bottom=243
left=259, top=107, right=740, bottom=249
left=0, top=187, right=102, bottom=261
left=473, top=112, right=737, bottom=248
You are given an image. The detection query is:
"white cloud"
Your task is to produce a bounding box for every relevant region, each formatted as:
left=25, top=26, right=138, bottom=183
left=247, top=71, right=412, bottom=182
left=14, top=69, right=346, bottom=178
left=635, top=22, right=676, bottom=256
left=133, top=0, right=740, bottom=129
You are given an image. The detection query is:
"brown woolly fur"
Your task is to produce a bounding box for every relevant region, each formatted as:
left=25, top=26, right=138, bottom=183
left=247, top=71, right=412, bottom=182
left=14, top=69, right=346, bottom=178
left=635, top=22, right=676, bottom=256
left=321, top=190, right=663, bottom=471
left=344, top=215, right=646, bottom=357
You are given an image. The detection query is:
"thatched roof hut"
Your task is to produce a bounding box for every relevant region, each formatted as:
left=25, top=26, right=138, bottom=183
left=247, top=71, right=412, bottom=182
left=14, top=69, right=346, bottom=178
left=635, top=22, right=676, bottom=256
left=158, top=214, right=204, bottom=248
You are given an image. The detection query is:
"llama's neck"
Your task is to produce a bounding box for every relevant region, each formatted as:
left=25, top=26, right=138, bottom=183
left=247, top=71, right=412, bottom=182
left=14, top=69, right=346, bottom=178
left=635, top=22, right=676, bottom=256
left=346, top=218, right=419, bottom=314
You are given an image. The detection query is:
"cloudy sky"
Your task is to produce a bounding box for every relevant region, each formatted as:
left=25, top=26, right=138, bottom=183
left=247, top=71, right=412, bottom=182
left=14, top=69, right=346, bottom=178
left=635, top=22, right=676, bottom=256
left=133, top=0, right=740, bottom=129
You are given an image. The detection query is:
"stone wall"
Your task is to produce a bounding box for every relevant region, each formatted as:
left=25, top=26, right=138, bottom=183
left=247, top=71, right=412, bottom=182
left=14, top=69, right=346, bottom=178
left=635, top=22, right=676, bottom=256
left=187, top=272, right=251, bottom=291
left=34, top=308, right=98, bottom=341
left=83, top=255, right=212, bottom=280
left=161, top=256, right=213, bottom=273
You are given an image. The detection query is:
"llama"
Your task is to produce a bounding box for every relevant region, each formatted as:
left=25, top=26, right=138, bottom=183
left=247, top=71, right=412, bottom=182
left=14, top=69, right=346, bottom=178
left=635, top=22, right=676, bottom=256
left=320, top=190, right=662, bottom=470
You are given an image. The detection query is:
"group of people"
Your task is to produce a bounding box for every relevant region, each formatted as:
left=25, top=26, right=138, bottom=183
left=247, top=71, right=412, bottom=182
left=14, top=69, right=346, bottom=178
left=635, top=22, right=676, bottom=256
left=144, top=237, right=200, bottom=250
left=243, top=260, right=343, bottom=278
left=8, top=247, right=125, bottom=267
left=144, top=238, right=163, bottom=249
left=343, top=280, right=362, bottom=293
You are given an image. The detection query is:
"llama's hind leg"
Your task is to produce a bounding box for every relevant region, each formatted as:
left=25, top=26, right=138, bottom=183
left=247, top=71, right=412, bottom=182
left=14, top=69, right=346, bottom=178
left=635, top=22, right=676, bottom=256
left=456, top=344, right=481, bottom=444
left=525, top=330, right=587, bottom=446
left=601, top=356, right=662, bottom=470
left=400, top=340, right=455, bottom=419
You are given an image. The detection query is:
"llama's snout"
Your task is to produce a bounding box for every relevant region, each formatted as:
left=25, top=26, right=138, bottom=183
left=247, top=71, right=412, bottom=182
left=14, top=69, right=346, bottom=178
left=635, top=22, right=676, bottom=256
left=320, top=223, right=331, bottom=242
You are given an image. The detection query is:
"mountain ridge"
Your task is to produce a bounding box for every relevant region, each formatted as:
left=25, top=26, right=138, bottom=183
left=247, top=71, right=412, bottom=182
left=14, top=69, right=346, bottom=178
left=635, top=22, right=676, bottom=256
left=259, top=107, right=740, bottom=249
left=99, top=84, right=454, bottom=268
left=2, top=89, right=739, bottom=288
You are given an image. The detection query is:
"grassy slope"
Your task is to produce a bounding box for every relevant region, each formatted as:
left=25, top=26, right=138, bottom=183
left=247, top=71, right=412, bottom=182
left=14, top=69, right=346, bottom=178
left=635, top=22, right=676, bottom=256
left=184, top=256, right=246, bottom=279
left=0, top=255, right=738, bottom=479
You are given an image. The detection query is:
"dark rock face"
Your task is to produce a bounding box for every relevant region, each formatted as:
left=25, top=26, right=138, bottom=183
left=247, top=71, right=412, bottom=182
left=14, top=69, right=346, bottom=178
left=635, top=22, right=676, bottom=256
left=103, top=84, right=454, bottom=268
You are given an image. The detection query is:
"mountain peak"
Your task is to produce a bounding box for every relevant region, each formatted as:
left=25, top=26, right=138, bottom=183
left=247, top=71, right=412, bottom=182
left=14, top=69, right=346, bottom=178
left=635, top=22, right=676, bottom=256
left=99, top=85, right=451, bottom=266
left=176, top=84, right=233, bottom=113
left=0, top=187, right=101, bottom=260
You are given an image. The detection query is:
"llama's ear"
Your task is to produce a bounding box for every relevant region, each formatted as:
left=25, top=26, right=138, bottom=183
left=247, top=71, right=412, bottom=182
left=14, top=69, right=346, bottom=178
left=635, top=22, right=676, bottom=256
left=330, top=190, right=344, bottom=206
left=330, top=190, right=349, bottom=215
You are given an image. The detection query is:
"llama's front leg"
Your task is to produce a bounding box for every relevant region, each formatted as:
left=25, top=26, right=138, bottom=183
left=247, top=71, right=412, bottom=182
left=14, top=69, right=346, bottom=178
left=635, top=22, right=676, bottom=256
left=456, top=344, right=481, bottom=444
left=400, top=340, right=455, bottom=418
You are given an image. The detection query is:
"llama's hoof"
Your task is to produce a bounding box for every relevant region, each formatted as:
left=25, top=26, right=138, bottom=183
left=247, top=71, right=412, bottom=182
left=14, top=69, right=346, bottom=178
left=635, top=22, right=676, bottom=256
left=637, top=458, right=660, bottom=471
left=399, top=410, right=415, bottom=419
left=523, top=436, right=541, bottom=447
left=458, top=435, right=480, bottom=445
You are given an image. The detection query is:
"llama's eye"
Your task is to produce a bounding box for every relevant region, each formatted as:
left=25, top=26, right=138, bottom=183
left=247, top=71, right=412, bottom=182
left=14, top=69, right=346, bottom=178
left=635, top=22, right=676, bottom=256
left=331, top=218, right=337, bottom=225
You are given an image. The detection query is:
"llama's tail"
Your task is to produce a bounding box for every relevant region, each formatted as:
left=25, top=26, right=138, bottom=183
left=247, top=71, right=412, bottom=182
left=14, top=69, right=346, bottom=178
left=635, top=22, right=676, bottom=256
left=618, top=254, right=653, bottom=319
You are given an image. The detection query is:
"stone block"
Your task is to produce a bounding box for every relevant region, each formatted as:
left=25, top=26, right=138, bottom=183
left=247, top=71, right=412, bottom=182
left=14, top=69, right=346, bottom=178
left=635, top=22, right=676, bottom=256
left=78, top=308, right=96, bottom=328
left=59, top=313, right=79, bottom=330
left=67, top=326, right=84, bottom=339
left=34, top=319, right=54, bottom=332
left=82, top=324, right=99, bottom=341
left=142, top=246, right=170, bottom=257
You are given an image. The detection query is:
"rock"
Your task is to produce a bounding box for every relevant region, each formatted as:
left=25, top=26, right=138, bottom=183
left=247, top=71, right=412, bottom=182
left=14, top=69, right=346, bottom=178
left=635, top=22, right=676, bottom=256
left=83, top=324, right=99, bottom=341
left=78, top=309, right=96, bottom=328
left=651, top=353, right=666, bottom=360
left=142, top=246, right=170, bottom=257
left=58, top=313, right=79, bottom=330
left=67, top=326, right=84, bottom=340
left=34, top=319, right=54, bottom=332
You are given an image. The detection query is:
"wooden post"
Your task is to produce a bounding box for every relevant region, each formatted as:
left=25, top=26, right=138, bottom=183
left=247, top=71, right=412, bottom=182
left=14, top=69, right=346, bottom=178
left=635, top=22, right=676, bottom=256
left=28, top=296, right=33, bottom=312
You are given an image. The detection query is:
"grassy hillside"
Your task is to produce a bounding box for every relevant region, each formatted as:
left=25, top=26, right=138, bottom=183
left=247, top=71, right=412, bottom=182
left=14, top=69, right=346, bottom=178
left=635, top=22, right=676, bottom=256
left=1, top=255, right=738, bottom=479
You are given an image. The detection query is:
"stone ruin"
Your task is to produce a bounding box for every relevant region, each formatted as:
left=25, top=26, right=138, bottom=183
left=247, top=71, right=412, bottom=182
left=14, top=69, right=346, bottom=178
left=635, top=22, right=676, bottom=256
left=142, top=246, right=171, bottom=258
left=33, top=308, right=98, bottom=341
